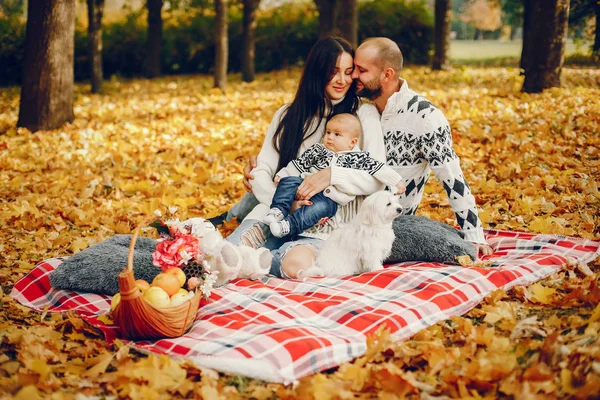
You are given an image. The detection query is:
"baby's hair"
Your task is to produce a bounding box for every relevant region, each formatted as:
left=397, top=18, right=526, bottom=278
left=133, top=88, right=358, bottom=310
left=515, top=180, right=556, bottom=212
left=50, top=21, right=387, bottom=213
left=328, top=113, right=361, bottom=138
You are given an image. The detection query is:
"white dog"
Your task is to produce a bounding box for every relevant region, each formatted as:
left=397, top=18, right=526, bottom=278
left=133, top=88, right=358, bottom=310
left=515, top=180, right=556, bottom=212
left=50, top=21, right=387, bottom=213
left=300, top=191, right=403, bottom=278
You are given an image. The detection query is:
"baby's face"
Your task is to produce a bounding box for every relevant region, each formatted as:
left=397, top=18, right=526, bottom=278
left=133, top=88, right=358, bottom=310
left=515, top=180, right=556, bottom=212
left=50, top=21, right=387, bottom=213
left=323, top=119, right=357, bottom=152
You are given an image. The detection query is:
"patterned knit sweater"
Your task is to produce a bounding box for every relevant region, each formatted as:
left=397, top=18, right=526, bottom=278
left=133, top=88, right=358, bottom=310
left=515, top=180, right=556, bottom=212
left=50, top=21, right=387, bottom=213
left=246, top=101, right=387, bottom=240
left=277, top=143, right=403, bottom=205
left=330, top=80, right=487, bottom=244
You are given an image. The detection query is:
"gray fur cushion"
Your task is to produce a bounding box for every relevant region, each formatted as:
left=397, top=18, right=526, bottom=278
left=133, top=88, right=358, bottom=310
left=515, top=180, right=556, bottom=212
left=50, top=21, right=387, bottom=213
left=385, top=216, right=477, bottom=264
left=49, top=234, right=161, bottom=296
left=49, top=216, right=476, bottom=295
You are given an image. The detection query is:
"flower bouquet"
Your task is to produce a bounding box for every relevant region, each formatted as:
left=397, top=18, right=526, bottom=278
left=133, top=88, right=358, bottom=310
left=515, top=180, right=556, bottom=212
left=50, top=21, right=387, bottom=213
left=150, top=214, right=219, bottom=298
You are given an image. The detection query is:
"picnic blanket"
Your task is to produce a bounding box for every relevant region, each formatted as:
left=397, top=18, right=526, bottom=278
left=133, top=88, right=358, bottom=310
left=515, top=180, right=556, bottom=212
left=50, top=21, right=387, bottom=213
left=10, top=229, right=600, bottom=384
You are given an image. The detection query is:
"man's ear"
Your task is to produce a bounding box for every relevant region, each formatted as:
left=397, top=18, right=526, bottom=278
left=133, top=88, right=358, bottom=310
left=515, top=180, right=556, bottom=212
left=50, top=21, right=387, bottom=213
left=382, top=67, right=396, bottom=83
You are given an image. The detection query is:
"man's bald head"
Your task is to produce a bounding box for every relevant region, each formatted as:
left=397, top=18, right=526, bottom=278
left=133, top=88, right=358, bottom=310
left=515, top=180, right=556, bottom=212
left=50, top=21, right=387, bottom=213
left=357, top=37, right=403, bottom=75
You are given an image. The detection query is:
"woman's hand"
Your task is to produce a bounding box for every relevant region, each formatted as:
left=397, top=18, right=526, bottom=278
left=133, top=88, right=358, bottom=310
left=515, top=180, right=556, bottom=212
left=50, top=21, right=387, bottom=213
left=396, top=183, right=406, bottom=194
left=290, top=199, right=312, bottom=214
left=243, top=156, right=258, bottom=192
left=475, top=243, right=494, bottom=257
left=296, top=168, right=331, bottom=200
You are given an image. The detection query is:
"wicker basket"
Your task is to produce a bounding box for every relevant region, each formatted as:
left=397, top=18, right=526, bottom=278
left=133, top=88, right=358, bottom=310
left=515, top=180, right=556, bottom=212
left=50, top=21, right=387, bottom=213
left=111, top=222, right=202, bottom=340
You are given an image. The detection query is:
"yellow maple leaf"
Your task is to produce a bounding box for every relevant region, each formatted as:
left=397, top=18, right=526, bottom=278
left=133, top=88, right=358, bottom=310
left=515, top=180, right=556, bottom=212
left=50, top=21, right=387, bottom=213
left=526, top=283, right=558, bottom=305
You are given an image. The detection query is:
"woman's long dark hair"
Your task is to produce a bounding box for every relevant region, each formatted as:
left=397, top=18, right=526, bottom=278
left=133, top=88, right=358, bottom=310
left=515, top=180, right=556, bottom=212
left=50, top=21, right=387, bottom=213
left=273, top=37, right=359, bottom=172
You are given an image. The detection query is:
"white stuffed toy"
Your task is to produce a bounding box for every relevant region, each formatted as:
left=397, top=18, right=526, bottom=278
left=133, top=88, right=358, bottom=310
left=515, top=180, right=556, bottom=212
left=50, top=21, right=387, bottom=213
left=180, top=218, right=272, bottom=287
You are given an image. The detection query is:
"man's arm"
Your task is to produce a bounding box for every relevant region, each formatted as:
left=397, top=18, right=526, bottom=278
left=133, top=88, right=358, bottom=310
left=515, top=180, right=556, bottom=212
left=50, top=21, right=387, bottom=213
left=421, top=111, right=489, bottom=249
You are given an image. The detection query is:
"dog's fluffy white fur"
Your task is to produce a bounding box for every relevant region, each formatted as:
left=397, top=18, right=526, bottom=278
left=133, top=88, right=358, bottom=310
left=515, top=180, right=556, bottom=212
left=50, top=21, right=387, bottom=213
left=300, top=191, right=403, bottom=278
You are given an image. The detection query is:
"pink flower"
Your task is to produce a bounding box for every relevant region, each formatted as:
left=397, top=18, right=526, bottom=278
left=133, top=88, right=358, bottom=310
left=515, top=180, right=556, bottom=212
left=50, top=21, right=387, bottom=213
left=152, top=234, right=200, bottom=271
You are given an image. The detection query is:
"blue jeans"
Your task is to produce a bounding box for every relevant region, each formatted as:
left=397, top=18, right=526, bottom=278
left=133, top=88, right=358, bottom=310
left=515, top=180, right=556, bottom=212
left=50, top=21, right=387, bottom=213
left=225, top=192, right=260, bottom=222
left=271, top=176, right=338, bottom=237
left=226, top=218, right=323, bottom=278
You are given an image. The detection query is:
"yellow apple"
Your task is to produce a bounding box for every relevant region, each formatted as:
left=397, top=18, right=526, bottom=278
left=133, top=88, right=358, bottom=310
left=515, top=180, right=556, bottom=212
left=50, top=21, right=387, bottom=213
left=135, top=279, right=151, bottom=292
left=175, top=288, right=189, bottom=296
left=165, top=267, right=186, bottom=287
left=169, top=292, right=190, bottom=307
left=152, top=273, right=181, bottom=296
left=110, top=293, right=121, bottom=312
left=143, top=286, right=171, bottom=308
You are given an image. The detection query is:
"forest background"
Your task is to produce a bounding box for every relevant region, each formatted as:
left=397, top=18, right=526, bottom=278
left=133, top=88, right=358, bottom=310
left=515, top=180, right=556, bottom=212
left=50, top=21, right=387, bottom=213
left=0, top=0, right=599, bottom=87
left=1, top=0, right=599, bottom=398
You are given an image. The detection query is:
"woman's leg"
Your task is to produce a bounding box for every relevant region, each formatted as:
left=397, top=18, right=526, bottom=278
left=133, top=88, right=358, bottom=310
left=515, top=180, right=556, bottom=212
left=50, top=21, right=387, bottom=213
left=210, top=193, right=261, bottom=227
left=225, top=218, right=264, bottom=246
left=280, top=245, right=317, bottom=279
left=270, top=238, right=324, bottom=279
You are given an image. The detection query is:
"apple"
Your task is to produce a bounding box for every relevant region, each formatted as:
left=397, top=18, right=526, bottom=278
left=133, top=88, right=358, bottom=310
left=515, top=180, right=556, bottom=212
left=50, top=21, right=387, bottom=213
left=169, top=292, right=190, bottom=307
left=165, top=267, right=186, bottom=287
left=135, top=279, right=151, bottom=292
left=143, top=286, right=171, bottom=308
left=152, top=273, right=180, bottom=296
left=175, top=288, right=189, bottom=296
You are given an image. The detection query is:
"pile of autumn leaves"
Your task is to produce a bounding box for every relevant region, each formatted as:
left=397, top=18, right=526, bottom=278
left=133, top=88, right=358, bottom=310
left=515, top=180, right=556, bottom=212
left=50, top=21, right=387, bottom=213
left=0, top=66, right=599, bottom=398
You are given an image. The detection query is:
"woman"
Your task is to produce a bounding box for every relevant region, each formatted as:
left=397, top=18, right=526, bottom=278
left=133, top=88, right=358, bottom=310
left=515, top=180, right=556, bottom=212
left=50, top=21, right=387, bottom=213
left=227, top=37, right=386, bottom=279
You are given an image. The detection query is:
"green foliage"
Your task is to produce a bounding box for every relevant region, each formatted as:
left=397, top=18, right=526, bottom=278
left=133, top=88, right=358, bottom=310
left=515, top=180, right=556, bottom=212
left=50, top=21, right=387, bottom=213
left=0, top=0, right=433, bottom=86
left=569, top=0, right=597, bottom=40
left=0, top=14, right=25, bottom=86
left=358, top=0, right=433, bottom=65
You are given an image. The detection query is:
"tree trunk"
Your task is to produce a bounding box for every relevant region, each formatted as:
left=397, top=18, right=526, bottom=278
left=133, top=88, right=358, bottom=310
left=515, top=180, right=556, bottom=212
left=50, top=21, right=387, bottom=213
left=87, top=0, right=104, bottom=93
left=242, top=0, right=260, bottom=82
left=214, top=0, right=228, bottom=91
left=432, top=0, right=450, bottom=70
left=520, top=0, right=531, bottom=71
left=522, top=0, right=569, bottom=93
left=315, top=0, right=339, bottom=38
left=336, top=0, right=357, bottom=47
left=145, top=0, right=163, bottom=78
left=17, top=0, right=75, bottom=132
left=594, top=0, right=600, bottom=54
left=509, top=22, right=518, bottom=40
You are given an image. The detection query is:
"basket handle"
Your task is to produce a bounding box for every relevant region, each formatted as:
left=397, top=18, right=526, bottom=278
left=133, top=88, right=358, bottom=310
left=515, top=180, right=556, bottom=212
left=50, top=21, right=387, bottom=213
left=127, top=217, right=154, bottom=273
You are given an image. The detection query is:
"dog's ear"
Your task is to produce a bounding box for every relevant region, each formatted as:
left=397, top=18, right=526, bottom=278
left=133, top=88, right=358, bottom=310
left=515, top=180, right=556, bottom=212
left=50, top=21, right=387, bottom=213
left=360, top=194, right=379, bottom=225
left=361, top=206, right=375, bottom=225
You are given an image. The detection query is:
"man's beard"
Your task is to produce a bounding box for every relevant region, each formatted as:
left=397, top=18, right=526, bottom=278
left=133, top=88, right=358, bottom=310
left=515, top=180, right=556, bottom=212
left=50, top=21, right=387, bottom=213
left=356, top=78, right=382, bottom=100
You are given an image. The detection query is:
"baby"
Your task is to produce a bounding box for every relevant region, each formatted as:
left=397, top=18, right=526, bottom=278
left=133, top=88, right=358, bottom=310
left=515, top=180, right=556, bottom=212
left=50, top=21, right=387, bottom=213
left=263, top=113, right=405, bottom=238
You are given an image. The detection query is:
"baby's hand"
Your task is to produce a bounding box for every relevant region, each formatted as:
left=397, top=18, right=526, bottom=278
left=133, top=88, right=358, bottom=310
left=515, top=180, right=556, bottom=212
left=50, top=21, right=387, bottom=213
left=396, top=183, right=406, bottom=194
left=274, top=176, right=281, bottom=185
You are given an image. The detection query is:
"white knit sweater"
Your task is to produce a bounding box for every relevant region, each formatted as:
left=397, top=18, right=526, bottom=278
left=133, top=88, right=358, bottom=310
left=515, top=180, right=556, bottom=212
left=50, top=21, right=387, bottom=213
left=277, top=143, right=403, bottom=206
left=329, top=80, right=487, bottom=244
left=247, top=100, right=386, bottom=239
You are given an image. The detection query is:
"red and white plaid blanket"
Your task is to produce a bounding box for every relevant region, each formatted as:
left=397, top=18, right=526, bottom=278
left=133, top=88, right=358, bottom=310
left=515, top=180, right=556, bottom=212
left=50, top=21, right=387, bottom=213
left=10, top=229, right=600, bottom=384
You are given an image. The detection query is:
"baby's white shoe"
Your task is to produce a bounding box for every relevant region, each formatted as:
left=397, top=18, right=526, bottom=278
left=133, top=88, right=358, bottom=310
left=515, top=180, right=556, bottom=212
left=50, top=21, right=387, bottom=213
left=270, top=220, right=290, bottom=238
left=263, top=208, right=284, bottom=224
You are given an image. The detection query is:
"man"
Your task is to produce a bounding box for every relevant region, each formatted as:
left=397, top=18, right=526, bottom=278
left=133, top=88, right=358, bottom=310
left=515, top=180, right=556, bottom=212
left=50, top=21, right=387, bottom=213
left=214, top=37, right=492, bottom=255
left=350, top=37, right=490, bottom=253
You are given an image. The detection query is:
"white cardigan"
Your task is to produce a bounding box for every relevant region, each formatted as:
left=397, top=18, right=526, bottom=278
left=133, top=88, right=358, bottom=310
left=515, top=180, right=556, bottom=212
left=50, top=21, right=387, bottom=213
left=246, top=101, right=386, bottom=238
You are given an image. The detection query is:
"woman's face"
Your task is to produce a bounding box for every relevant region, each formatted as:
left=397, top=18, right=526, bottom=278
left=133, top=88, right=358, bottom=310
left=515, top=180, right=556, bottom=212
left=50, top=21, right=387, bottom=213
left=325, top=51, right=354, bottom=101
